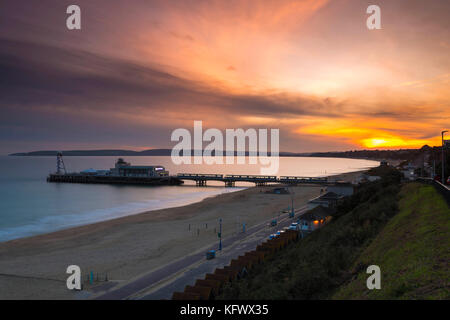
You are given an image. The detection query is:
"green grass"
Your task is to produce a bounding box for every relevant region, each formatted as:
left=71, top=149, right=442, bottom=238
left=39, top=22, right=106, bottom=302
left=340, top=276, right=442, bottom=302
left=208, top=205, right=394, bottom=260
left=333, top=183, right=450, bottom=299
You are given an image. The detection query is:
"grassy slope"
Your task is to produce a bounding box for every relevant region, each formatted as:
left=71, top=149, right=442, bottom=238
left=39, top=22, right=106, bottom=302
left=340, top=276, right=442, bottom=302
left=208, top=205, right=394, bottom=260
left=333, top=183, right=450, bottom=299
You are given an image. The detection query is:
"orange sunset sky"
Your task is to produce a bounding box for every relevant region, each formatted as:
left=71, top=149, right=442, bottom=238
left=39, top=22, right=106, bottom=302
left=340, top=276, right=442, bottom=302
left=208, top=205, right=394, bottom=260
left=0, top=0, right=449, bottom=154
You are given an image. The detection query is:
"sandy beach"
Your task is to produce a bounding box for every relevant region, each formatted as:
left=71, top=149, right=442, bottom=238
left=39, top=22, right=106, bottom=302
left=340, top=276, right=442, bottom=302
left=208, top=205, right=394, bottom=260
left=0, top=171, right=363, bottom=299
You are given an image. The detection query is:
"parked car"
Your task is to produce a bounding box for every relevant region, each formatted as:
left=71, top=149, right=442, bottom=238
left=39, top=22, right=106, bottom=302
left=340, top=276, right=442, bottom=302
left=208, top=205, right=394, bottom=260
left=289, top=222, right=299, bottom=231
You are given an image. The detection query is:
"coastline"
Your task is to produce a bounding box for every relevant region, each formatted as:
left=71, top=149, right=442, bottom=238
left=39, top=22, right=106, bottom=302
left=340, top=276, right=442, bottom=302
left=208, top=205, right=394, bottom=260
left=0, top=185, right=246, bottom=243
left=0, top=170, right=366, bottom=299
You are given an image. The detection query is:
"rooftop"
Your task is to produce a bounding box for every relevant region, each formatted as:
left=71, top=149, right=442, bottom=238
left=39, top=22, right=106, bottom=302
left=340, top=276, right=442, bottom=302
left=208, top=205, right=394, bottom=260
left=319, top=191, right=343, bottom=200
left=119, top=165, right=165, bottom=169
left=300, top=205, right=333, bottom=221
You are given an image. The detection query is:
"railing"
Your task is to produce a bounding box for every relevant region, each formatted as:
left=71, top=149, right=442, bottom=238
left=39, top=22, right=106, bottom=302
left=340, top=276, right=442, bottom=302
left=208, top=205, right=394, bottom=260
left=176, top=173, right=331, bottom=183
left=177, top=173, right=224, bottom=178
left=280, top=176, right=327, bottom=180
left=279, top=176, right=328, bottom=183
left=224, top=175, right=277, bottom=181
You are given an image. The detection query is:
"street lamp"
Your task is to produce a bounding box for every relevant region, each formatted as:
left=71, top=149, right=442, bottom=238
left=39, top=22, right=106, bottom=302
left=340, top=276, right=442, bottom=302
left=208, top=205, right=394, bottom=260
left=442, top=130, right=448, bottom=184
left=289, top=187, right=295, bottom=218
left=218, top=218, right=222, bottom=251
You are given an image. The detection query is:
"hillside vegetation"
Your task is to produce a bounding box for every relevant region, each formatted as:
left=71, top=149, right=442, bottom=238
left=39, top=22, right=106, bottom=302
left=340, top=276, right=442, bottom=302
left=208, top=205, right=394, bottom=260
left=218, top=167, right=403, bottom=299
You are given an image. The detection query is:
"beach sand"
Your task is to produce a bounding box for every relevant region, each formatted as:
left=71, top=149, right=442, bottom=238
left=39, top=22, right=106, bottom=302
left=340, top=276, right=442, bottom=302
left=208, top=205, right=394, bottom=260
left=0, top=171, right=363, bottom=299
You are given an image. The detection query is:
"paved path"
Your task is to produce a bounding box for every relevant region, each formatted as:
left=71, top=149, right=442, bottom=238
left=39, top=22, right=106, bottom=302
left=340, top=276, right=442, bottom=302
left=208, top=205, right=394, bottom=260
left=95, top=206, right=308, bottom=300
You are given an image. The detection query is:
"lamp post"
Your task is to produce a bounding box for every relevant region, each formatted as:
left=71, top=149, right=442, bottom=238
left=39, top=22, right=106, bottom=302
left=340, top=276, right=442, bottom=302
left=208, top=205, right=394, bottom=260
left=218, top=218, right=222, bottom=251
left=288, top=186, right=295, bottom=218
left=442, top=130, right=448, bottom=184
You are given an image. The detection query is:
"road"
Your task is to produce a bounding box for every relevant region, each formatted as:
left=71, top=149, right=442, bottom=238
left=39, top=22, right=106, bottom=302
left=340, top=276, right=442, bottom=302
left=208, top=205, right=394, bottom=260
left=94, top=206, right=308, bottom=300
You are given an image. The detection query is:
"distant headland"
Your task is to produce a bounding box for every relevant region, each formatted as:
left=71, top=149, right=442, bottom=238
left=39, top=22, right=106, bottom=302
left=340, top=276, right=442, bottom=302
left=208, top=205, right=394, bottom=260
left=8, top=145, right=437, bottom=162
left=9, top=149, right=174, bottom=157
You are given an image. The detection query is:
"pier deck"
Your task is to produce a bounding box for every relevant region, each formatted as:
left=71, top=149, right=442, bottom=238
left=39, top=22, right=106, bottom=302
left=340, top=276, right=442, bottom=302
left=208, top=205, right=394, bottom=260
left=47, top=173, right=330, bottom=187
left=47, top=174, right=183, bottom=185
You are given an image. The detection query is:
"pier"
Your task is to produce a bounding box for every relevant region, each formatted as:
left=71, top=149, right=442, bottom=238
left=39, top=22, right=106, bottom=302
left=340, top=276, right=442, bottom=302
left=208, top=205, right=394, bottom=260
left=46, top=157, right=184, bottom=186
left=47, top=172, right=329, bottom=187
left=47, top=173, right=183, bottom=185
left=47, top=156, right=329, bottom=187
left=176, top=173, right=328, bottom=186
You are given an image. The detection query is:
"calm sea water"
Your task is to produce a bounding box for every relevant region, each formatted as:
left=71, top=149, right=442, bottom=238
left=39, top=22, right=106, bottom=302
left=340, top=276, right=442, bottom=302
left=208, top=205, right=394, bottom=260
left=0, top=156, right=378, bottom=242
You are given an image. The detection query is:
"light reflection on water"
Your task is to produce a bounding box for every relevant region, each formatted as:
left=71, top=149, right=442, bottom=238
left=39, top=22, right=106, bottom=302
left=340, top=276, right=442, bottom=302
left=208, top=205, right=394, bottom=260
left=0, top=156, right=378, bottom=241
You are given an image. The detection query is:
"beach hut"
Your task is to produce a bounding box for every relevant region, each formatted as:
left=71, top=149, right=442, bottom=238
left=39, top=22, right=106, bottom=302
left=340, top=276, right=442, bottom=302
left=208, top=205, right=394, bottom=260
left=298, top=205, right=333, bottom=233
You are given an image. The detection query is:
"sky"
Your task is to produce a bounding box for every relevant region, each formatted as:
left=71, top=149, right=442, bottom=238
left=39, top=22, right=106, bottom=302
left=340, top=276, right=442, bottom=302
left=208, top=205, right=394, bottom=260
left=0, top=0, right=449, bottom=154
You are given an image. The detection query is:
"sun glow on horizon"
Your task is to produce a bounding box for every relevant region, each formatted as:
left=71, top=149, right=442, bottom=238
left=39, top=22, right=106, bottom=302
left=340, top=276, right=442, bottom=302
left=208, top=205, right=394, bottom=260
left=360, top=137, right=435, bottom=149
left=295, top=118, right=442, bottom=149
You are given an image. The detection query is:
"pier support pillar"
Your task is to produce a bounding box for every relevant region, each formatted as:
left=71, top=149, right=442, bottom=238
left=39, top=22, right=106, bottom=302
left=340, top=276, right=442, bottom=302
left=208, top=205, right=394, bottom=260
left=196, top=180, right=207, bottom=186
left=225, top=181, right=235, bottom=187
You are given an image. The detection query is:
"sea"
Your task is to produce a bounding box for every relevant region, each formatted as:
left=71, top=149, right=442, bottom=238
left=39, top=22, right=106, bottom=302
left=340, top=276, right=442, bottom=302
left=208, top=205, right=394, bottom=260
left=0, top=156, right=379, bottom=242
